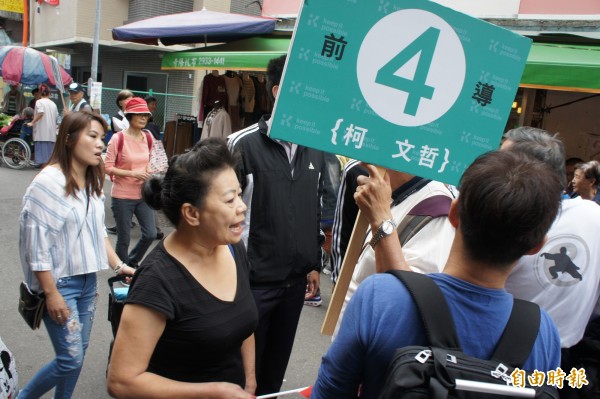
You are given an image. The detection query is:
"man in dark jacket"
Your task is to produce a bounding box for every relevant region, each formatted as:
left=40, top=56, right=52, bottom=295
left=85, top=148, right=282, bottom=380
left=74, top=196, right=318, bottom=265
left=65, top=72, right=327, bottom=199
left=228, top=55, right=325, bottom=396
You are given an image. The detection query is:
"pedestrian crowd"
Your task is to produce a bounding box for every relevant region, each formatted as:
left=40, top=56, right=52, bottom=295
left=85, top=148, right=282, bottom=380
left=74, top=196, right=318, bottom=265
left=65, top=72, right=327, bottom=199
left=2, top=55, right=599, bottom=399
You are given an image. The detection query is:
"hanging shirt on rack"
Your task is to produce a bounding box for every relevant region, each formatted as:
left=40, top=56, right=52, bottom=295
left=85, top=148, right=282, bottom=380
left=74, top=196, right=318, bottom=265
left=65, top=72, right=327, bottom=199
left=241, top=74, right=255, bottom=114
left=224, top=72, right=243, bottom=130
left=199, top=72, right=228, bottom=122
left=255, top=75, right=272, bottom=113
left=202, top=106, right=232, bottom=141
left=241, top=73, right=256, bottom=128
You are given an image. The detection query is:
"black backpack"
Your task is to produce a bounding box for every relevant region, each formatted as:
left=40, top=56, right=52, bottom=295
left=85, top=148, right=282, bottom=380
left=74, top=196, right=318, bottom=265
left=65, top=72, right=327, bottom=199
left=378, top=270, right=559, bottom=399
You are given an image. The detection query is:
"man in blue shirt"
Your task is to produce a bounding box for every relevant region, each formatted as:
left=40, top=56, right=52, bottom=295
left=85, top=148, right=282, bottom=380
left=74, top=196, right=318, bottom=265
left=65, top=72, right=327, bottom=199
left=312, top=150, right=563, bottom=399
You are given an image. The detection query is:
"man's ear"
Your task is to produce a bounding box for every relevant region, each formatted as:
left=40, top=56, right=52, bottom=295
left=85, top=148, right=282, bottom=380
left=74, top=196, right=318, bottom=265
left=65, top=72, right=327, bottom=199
left=526, top=236, right=547, bottom=255
left=271, top=85, right=279, bottom=100
left=448, top=199, right=459, bottom=228
left=181, top=203, right=201, bottom=227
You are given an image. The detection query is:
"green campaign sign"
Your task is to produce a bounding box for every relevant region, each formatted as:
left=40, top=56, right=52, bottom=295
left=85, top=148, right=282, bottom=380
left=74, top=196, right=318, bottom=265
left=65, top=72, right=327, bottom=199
left=269, top=0, right=532, bottom=185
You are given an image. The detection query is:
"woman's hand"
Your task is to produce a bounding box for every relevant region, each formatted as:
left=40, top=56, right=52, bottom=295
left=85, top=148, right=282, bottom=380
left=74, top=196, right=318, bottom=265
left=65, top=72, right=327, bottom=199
left=117, top=264, right=136, bottom=284
left=244, top=377, right=257, bottom=395
left=130, top=170, right=151, bottom=181
left=45, top=291, right=69, bottom=325
left=214, top=382, right=256, bottom=399
left=121, top=265, right=136, bottom=283
left=118, top=264, right=136, bottom=276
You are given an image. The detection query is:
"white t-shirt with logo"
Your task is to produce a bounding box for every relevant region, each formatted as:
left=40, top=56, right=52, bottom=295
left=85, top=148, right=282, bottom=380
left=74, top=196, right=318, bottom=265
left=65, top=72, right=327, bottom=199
left=506, top=197, right=600, bottom=348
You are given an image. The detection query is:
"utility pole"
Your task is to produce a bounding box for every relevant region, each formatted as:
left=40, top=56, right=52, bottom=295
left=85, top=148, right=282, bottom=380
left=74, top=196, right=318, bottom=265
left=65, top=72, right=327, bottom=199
left=22, top=0, right=29, bottom=46
left=91, top=0, right=101, bottom=82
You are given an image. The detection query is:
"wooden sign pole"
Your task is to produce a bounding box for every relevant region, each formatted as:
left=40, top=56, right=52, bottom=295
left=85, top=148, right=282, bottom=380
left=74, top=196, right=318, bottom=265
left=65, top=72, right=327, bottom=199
left=321, top=166, right=386, bottom=336
left=321, top=210, right=368, bottom=335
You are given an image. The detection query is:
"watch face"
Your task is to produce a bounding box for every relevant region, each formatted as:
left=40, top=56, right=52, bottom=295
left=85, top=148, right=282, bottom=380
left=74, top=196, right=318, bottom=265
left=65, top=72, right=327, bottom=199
left=382, top=220, right=395, bottom=235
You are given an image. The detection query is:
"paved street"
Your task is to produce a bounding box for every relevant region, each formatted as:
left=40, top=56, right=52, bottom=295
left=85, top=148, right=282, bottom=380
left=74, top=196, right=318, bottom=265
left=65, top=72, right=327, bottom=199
left=0, top=165, right=333, bottom=398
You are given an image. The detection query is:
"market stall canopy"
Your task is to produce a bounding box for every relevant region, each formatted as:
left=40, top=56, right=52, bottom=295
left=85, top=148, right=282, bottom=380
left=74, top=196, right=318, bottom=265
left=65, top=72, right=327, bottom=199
left=521, top=43, right=600, bottom=93
left=0, top=46, right=72, bottom=87
left=161, top=36, right=290, bottom=71
left=112, top=8, right=277, bottom=46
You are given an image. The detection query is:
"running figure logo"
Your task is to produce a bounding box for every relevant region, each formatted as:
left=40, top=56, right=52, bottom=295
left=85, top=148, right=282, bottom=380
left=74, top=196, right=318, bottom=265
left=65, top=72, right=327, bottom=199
left=541, top=247, right=583, bottom=281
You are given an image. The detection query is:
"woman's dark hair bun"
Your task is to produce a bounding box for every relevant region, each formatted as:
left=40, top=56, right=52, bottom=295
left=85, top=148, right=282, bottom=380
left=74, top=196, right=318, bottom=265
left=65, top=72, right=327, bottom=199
left=142, top=176, right=164, bottom=210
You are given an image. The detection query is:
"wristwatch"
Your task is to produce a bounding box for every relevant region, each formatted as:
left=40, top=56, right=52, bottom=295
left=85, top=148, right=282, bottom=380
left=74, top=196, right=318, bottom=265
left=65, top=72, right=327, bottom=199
left=369, top=219, right=397, bottom=248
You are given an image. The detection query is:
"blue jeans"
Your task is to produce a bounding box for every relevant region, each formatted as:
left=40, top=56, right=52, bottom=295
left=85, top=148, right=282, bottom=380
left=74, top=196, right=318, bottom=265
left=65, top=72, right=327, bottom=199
left=111, top=197, right=156, bottom=265
left=18, top=273, right=98, bottom=399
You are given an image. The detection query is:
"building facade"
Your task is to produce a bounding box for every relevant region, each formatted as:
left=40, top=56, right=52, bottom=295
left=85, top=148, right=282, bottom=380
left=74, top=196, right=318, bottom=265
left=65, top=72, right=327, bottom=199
left=18, top=0, right=258, bottom=130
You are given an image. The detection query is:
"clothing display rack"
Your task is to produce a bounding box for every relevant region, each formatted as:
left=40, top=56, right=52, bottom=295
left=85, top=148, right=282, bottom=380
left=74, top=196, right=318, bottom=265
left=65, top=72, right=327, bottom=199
left=164, top=114, right=197, bottom=157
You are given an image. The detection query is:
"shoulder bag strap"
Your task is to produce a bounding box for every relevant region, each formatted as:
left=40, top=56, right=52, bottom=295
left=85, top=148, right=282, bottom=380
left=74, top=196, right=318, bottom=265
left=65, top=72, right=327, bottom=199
left=75, top=194, right=90, bottom=239
left=386, top=270, right=461, bottom=350
left=396, top=195, right=451, bottom=245
left=114, top=131, right=123, bottom=167
left=491, top=299, right=541, bottom=367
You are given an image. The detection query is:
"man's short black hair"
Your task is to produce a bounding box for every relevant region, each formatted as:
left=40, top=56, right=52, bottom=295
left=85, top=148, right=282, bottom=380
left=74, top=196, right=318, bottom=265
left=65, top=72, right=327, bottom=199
left=266, top=55, right=286, bottom=100
left=458, top=150, right=562, bottom=267
left=145, top=96, right=157, bottom=104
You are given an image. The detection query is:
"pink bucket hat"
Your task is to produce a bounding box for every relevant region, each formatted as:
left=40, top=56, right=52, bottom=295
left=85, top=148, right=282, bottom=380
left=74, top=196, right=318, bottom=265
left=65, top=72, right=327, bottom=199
left=124, top=97, right=152, bottom=115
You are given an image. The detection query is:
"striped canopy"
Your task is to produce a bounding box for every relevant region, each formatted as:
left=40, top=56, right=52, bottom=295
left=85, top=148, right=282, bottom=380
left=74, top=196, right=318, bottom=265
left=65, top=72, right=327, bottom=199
left=0, top=46, right=72, bottom=87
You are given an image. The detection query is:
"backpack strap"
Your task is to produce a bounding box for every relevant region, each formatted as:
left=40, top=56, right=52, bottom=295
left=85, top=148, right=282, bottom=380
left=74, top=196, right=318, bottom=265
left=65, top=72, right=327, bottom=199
left=387, top=270, right=461, bottom=350
left=397, top=195, right=451, bottom=244
left=115, top=130, right=153, bottom=166
left=387, top=270, right=541, bottom=368
left=114, top=131, right=123, bottom=167
left=142, top=129, right=153, bottom=153
left=490, top=299, right=540, bottom=367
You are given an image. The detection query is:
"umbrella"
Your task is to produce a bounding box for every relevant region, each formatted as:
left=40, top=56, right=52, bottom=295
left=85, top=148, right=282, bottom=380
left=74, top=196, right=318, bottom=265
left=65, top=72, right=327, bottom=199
left=0, top=46, right=73, bottom=87
left=112, top=8, right=277, bottom=46
left=161, top=36, right=291, bottom=71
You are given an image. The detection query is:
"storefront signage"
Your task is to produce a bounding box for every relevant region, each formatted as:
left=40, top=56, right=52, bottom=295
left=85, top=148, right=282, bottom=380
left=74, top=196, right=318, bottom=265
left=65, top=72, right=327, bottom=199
left=0, top=0, right=23, bottom=13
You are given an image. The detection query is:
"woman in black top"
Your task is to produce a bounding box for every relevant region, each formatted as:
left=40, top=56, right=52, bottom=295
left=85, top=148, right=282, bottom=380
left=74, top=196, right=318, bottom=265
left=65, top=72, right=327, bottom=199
left=107, top=138, right=257, bottom=399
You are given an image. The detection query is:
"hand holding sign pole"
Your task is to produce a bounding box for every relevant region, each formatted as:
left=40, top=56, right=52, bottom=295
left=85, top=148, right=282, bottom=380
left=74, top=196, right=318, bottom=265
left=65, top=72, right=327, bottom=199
left=268, top=0, right=531, bottom=335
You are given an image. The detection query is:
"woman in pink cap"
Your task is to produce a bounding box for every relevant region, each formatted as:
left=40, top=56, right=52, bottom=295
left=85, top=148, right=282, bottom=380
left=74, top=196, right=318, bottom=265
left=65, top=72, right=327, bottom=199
left=104, top=97, right=157, bottom=268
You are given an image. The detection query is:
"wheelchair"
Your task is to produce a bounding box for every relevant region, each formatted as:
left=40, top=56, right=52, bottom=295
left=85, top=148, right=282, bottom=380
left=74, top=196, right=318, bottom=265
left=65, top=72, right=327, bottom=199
left=0, top=117, right=33, bottom=170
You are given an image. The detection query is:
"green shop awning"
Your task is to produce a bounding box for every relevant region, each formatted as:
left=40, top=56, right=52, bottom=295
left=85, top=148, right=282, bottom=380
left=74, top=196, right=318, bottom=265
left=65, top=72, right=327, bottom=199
left=161, top=36, right=290, bottom=72
left=163, top=39, right=600, bottom=93
left=521, top=43, right=600, bottom=93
